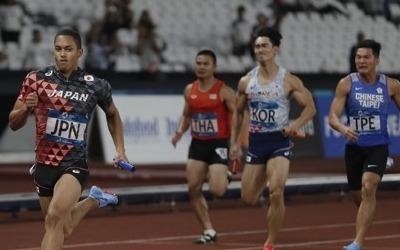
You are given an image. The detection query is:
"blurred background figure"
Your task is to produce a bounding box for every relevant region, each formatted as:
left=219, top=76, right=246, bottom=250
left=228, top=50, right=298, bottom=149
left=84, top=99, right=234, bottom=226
left=84, top=22, right=116, bottom=71
left=135, top=10, right=166, bottom=73
left=0, top=0, right=29, bottom=45
left=0, top=50, right=9, bottom=69
left=230, top=5, right=251, bottom=57
left=22, top=28, right=52, bottom=70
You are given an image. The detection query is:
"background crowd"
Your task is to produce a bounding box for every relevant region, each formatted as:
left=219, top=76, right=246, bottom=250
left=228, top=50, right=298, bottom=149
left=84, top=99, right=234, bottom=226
left=0, top=0, right=399, bottom=73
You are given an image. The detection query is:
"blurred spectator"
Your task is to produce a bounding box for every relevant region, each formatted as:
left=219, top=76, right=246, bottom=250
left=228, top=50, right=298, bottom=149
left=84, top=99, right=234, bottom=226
left=230, top=5, right=251, bottom=56
left=269, top=0, right=302, bottom=31
left=305, top=0, right=348, bottom=16
left=135, top=10, right=166, bottom=73
left=84, top=23, right=115, bottom=71
left=0, top=50, right=9, bottom=69
left=349, top=31, right=365, bottom=73
left=23, top=28, right=52, bottom=70
left=0, top=0, right=28, bottom=45
left=384, top=0, right=400, bottom=23
left=120, top=0, right=135, bottom=28
left=250, top=13, right=269, bottom=60
left=101, top=0, right=124, bottom=48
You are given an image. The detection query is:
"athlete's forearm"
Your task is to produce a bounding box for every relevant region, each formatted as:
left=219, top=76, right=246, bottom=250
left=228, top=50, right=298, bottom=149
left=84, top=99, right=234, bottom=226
left=176, top=115, right=190, bottom=135
left=292, top=102, right=316, bottom=130
left=230, top=110, right=244, bottom=145
left=106, top=111, right=126, bottom=154
left=9, top=106, right=32, bottom=131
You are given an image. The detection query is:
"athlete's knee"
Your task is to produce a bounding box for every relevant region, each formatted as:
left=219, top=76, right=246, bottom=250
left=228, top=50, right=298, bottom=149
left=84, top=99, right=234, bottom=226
left=269, top=188, right=284, bottom=204
left=209, top=185, right=226, bottom=197
left=361, top=181, right=378, bottom=198
left=241, top=190, right=259, bottom=205
left=45, top=208, right=63, bottom=229
left=188, top=183, right=202, bottom=197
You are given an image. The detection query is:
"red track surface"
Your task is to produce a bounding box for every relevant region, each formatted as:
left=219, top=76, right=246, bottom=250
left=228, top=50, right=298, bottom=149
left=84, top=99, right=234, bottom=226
left=1, top=158, right=400, bottom=250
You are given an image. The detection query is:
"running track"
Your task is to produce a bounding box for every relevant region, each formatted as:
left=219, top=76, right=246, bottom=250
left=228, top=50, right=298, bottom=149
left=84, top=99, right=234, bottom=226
left=1, top=158, right=400, bottom=250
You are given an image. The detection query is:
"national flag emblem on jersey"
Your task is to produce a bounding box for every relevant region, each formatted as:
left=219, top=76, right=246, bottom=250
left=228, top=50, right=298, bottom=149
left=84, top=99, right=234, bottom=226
left=84, top=75, right=94, bottom=81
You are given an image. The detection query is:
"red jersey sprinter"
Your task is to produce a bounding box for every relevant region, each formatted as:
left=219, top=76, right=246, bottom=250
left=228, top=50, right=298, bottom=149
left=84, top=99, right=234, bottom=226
left=171, top=49, right=236, bottom=244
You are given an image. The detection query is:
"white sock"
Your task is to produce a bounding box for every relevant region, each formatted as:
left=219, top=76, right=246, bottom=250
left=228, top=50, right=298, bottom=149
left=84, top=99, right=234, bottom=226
left=204, top=229, right=216, bottom=236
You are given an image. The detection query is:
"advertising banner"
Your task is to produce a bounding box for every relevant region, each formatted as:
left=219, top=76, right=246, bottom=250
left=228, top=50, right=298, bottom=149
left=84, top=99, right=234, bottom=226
left=97, top=94, right=191, bottom=164
left=314, top=91, right=400, bottom=158
left=98, top=94, right=324, bottom=164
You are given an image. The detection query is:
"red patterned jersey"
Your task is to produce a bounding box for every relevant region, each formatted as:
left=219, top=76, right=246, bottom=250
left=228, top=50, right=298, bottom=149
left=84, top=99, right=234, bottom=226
left=18, top=66, right=113, bottom=167
left=187, top=79, right=231, bottom=140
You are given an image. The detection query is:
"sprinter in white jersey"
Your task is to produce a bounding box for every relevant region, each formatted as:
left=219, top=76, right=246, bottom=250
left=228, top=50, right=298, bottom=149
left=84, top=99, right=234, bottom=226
left=329, top=39, right=400, bottom=250
left=229, top=27, right=316, bottom=250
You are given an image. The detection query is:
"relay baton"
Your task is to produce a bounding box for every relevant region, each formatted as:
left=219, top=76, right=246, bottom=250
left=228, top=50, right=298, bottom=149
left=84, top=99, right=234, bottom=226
left=231, top=159, right=240, bottom=175
left=282, top=129, right=306, bottom=139
left=118, top=160, right=137, bottom=172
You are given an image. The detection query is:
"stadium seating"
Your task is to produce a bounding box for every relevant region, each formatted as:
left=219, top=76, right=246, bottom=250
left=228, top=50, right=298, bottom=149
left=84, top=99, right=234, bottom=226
left=9, top=0, right=400, bottom=73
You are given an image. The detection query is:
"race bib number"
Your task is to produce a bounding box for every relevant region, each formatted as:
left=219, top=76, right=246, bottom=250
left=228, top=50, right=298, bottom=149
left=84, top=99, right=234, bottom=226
left=349, top=115, right=380, bottom=133
left=45, top=109, right=88, bottom=146
left=191, top=113, right=218, bottom=137
left=249, top=103, right=277, bottom=132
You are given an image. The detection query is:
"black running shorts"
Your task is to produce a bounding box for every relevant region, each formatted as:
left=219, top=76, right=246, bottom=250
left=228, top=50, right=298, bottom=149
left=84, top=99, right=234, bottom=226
left=33, top=160, right=90, bottom=197
left=188, top=138, right=229, bottom=165
left=345, top=144, right=388, bottom=190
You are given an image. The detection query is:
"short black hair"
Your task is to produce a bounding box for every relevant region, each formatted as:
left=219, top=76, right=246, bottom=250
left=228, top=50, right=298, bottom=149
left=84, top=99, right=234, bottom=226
left=254, top=26, right=282, bottom=47
left=196, top=49, right=217, bottom=64
left=356, top=39, right=381, bottom=58
left=54, top=28, right=82, bottom=49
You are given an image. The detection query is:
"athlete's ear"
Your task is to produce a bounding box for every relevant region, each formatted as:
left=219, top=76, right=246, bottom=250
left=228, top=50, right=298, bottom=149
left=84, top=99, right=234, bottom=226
left=78, top=48, right=83, bottom=58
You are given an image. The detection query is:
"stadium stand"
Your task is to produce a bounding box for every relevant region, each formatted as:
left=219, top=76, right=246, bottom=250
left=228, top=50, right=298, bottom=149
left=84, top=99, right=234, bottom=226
left=6, top=0, right=400, bottom=73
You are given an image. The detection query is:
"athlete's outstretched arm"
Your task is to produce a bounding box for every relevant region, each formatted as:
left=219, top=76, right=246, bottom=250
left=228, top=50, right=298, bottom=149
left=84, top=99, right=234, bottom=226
left=104, top=102, right=128, bottom=163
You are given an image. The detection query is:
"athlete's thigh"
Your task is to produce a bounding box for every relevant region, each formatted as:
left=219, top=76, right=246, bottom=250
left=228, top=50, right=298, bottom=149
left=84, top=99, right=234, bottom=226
left=39, top=197, right=52, bottom=216
left=241, top=163, right=267, bottom=200
left=186, top=159, right=208, bottom=188
left=208, top=163, right=228, bottom=193
left=266, top=156, right=290, bottom=191
left=49, top=174, right=82, bottom=214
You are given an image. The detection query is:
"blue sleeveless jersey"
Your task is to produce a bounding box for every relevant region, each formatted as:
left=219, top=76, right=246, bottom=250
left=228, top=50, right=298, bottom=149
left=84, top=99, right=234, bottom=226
left=245, top=66, right=289, bottom=134
left=345, top=73, right=390, bottom=146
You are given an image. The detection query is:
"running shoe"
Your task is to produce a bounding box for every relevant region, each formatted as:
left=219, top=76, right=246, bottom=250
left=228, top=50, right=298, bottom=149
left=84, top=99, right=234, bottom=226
left=263, top=245, right=275, bottom=250
left=88, top=185, right=118, bottom=208
left=193, top=231, right=217, bottom=244
left=342, top=241, right=360, bottom=250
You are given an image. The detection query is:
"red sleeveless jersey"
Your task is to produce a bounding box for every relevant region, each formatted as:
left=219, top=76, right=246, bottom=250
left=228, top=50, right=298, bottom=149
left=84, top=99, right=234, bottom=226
left=187, top=79, right=230, bottom=140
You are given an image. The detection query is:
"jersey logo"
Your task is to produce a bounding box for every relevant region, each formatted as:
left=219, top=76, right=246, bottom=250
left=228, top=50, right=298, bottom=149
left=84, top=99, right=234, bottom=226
left=190, top=94, right=197, bottom=99
left=376, top=87, right=382, bottom=94
left=215, top=147, right=228, bottom=160
left=209, top=94, right=217, bottom=100
left=84, top=75, right=94, bottom=81
left=45, top=70, right=53, bottom=76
